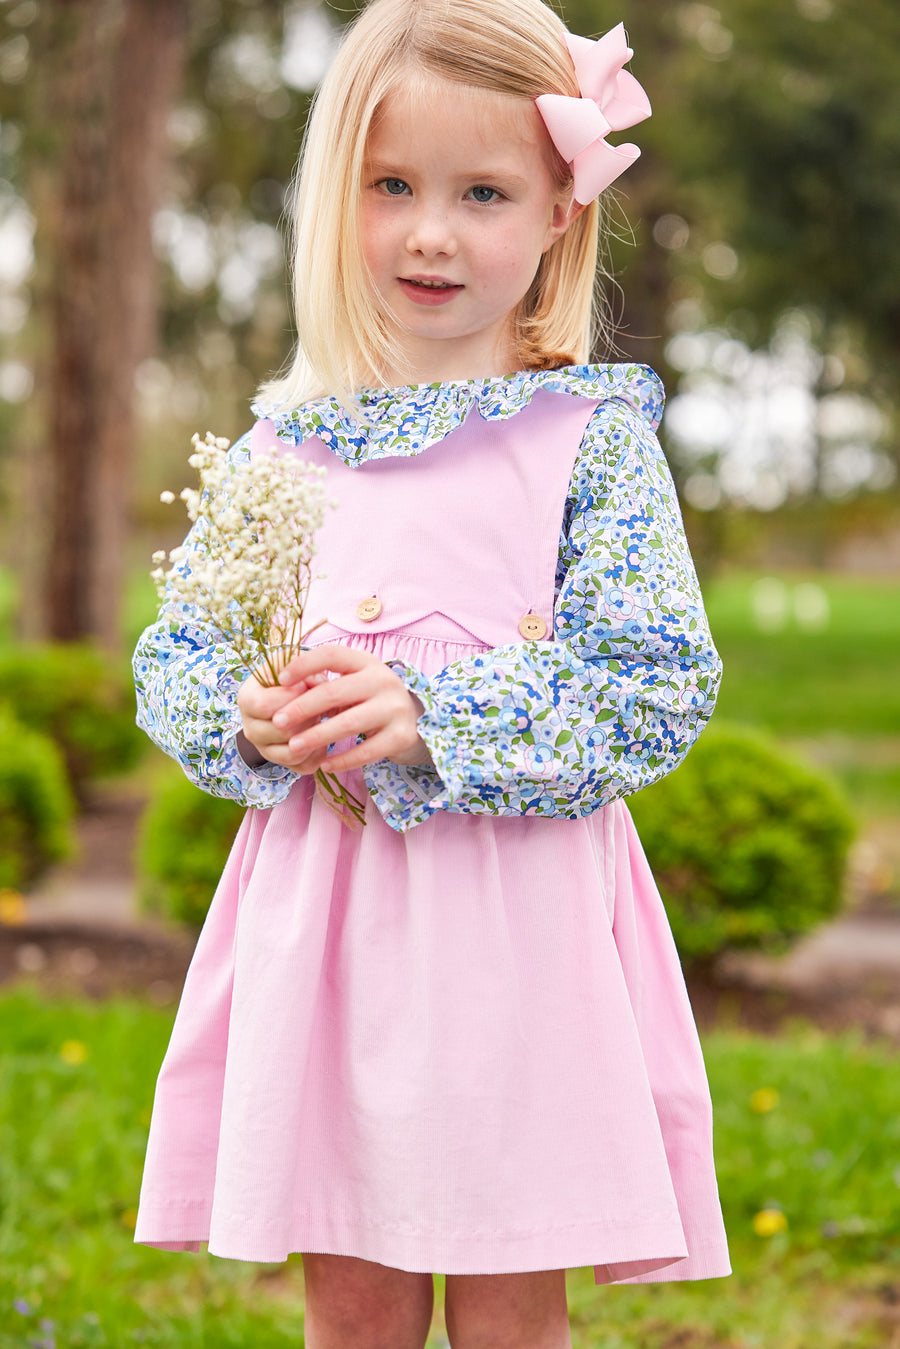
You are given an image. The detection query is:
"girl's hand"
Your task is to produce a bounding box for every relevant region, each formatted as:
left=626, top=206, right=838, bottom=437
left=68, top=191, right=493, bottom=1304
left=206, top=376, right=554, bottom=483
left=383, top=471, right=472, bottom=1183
left=237, top=672, right=330, bottom=774
left=272, top=644, right=434, bottom=774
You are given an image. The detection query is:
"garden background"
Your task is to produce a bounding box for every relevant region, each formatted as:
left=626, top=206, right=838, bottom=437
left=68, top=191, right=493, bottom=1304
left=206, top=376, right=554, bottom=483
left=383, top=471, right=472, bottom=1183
left=0, top=0, right=899, bottom=1345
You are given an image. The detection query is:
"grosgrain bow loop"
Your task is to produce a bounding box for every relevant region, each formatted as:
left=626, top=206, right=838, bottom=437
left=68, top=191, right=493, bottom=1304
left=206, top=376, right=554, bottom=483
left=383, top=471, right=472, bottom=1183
left=535, top=22, right=651, bottom=205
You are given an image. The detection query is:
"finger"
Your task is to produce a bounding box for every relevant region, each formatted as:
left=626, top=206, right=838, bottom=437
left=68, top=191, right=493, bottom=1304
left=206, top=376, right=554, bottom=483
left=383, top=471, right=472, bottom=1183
left=257, top=741, right=328, bottom=773
left=285, top=695, right=390, bottom=756
left=242, top=732, right=299, bottom=765
left=240, top=701, right=322, bottom=757
left=272, top=669, right=379, bottom=734
left=239, top=674, right=313, bottom=721
left=278, top=644, right=376, bottom=686
left=243, top=710, right=332, bottom=760
left=319, top=728, right=399, bottom=772
left=287, top=748, right=330, bottom=774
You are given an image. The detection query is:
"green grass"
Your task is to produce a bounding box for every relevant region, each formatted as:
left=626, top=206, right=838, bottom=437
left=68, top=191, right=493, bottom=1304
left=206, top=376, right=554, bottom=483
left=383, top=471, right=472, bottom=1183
left=705, top=573, right=900, bottom=740
left=570, top=1027, right=900, bottom=1348
left=1, top=988, right=898, bottom=1348
left=704, top=573, right=900, bottom=817
left=0, top=989, right=305, bottom=1348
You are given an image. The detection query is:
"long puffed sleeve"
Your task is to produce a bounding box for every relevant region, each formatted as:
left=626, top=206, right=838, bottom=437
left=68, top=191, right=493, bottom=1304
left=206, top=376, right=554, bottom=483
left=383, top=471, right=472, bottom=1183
left=363, top=399, right=722, bottom=831
left=132, top=431, right=299, bottom=808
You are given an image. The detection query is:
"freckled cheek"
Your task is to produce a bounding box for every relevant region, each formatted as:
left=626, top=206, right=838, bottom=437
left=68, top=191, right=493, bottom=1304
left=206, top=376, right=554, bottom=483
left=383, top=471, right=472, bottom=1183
left=360, top=211, right=395, bottom=272
left=484, top=237, right=526, bottom=280
left=485, top=239, right=541, bottom=297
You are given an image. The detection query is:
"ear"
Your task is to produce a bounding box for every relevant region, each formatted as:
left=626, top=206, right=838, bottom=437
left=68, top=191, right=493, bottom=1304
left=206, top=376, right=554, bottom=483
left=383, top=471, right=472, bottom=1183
left=542, top=195, right=586, bottom=254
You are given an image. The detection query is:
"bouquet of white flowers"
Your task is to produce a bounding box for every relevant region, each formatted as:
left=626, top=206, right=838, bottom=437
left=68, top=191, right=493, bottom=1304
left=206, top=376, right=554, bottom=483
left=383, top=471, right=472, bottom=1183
left=152, top=431, right=366, bottom=828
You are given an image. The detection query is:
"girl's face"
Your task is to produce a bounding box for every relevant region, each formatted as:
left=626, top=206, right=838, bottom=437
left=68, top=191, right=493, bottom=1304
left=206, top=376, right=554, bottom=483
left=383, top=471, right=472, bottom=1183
left=361, top=76, right=576, bottom=385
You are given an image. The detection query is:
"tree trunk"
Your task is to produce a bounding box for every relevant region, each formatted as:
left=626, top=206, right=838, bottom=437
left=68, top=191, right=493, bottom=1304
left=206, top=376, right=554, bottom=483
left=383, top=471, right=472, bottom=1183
left=43, top=0, right=109, bottom=641
left=38, top=0, right=187, bottom=650
left=90, top=0, right=188, bottom=648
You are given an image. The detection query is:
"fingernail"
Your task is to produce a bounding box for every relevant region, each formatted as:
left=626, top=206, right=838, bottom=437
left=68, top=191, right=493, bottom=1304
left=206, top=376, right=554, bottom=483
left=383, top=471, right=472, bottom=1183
left=289, top=736, right=305, bottom=753
left=273, top=712, right=287, bottom=728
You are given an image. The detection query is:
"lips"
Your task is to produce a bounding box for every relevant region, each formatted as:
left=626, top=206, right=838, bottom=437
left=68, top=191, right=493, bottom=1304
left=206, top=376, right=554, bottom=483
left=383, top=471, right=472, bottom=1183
left=398, top=276, right=463, bottom=306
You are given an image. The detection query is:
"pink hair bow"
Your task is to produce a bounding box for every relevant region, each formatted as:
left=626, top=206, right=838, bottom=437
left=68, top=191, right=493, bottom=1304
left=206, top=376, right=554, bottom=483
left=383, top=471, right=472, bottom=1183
left=536, top=23, right=651, bottom=205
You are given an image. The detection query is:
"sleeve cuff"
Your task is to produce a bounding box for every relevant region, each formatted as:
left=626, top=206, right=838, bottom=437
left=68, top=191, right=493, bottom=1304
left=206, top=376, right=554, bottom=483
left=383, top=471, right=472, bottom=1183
left=206, top=716, right=299, bottom=809
left=361, top=662, right=453, bottom=831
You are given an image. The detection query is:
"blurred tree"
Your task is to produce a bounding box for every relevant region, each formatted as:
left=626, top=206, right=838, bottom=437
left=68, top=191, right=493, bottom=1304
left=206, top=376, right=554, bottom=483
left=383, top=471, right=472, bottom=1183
left=574, top=1, right=900, bottom=419
left=674, top=0, right=900, bottom=376
left=2, top=0, right=301, bottom=649
left=10, top=0, right=189, bottom=647
left=147, top=0, right=313, bottom=430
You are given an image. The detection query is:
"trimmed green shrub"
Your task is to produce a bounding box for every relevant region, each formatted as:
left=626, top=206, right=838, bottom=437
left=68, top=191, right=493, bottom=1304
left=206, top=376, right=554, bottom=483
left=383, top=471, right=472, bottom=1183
left=0, top=643, right=141, bottom=799
left=628, top=722, right=855, bottom=965
left=0, top=703, right=75, bottom=890
left=138, top=771, right=245, bottom=926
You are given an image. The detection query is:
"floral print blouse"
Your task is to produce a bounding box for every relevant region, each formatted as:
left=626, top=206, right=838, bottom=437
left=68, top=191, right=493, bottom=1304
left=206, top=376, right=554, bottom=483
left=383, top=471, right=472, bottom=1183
left=133, top=364, right=722, bottom=832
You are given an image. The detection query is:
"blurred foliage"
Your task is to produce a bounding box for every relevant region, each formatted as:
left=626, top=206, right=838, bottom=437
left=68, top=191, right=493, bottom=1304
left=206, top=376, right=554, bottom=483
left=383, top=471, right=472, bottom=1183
left=684, top=488, right=900, bottom=579
left=629, top=722, right=854, bottom=964
left=669, top=0, right=900, bottom=375
left=0, top=644, right=142, bottom=802
left=137, top=768, right=244, bottom=926
left=565, top=0, right=900, bottom=406
left=0, top=566, right=17, bottom=645
left=0, top=702, right=74, bottom=890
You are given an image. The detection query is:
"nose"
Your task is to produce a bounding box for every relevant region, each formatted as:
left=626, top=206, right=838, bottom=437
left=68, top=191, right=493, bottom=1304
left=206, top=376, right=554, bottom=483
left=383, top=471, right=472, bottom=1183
left=405, top=201, right=457, bottom=259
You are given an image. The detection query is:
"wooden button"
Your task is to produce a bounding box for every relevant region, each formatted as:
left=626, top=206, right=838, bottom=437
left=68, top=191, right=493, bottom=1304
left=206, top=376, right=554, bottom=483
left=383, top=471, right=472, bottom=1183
left=356, top=596, right=382, bottom=622
left=518, top=612, right=547, bottom=640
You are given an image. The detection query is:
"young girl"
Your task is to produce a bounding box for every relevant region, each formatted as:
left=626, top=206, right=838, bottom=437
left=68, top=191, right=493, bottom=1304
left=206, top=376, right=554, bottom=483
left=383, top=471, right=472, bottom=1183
left=133, top=0, right=730, bottom=1343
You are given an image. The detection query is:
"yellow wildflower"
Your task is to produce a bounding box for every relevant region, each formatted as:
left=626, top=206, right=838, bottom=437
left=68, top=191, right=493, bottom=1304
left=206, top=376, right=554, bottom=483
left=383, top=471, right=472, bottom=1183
left=60, top=1040, right=89, bottom=1066
left=750, top=1087, right=780, bottom=1113
left=753, top=1208, right=788, bottom=1237
left=0, top=889, right=27, bottom=925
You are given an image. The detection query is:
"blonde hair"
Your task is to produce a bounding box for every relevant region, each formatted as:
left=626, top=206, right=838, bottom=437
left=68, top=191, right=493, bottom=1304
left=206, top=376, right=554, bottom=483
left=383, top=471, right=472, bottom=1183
left=258, top=0, right=609, bottom=411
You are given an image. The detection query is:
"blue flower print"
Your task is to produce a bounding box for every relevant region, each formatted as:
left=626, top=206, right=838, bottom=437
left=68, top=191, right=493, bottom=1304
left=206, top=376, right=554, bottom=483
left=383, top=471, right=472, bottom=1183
left=678, top=683, right=705, bottom=710
left=522, top=742, right=556, bottom=775
left=499, top=704, right=532, bottom=733
left=535, top=716, right=564, bottom=745
left=603, top=588, right=636, bottom=620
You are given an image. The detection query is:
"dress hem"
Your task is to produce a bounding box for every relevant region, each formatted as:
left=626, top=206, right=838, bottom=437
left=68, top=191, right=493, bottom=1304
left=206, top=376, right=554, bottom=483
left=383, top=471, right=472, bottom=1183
left=134, top=1201, right=730, bottom=1284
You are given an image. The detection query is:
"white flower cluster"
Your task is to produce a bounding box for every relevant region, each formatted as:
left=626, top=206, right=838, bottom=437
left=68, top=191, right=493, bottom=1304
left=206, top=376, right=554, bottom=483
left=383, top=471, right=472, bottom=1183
left=153, top=431, right=332, bottom=687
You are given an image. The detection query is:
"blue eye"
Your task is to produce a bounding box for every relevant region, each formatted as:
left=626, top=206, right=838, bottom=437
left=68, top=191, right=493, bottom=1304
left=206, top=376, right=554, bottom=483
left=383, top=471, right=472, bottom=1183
left=382, top=178, right=409, bottom=195
left=468, top=185, right=499, bottom=204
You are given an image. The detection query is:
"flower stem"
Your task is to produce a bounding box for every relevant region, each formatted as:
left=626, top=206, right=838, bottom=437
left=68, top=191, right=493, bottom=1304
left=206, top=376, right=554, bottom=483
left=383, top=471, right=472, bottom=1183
left=314, top=769, right=367, bottom=829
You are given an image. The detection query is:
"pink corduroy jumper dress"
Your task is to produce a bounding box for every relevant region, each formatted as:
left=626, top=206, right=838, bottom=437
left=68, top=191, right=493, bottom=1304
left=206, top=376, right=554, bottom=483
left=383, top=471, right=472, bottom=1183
left=134, top=387, right=731, bottom=1285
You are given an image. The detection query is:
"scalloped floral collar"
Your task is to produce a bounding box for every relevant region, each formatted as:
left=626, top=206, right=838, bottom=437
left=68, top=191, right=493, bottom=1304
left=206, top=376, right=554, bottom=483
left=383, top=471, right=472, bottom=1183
left=250, top=363, right=664, bottom=467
